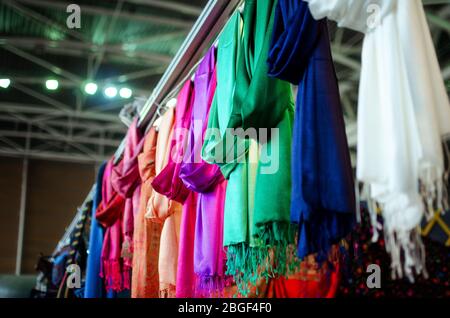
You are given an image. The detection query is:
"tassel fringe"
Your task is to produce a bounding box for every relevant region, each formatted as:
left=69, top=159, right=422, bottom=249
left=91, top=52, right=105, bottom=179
left=194, top=274, right=234, bottom=298
left=225, top=221, right=299, bottom=296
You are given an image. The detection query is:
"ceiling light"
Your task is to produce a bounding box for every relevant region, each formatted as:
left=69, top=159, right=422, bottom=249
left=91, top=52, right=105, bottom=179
left=84, top=82, right=98, bottom=95
left=119, top=87, right=132, bottom=99
left=0, top=78, right=11, bottom=88
left=45, top=79, right=59, bottom=90
left=104, top=86, right=117, bottom=98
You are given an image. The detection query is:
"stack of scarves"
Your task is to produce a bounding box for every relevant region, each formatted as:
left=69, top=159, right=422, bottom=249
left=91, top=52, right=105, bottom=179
left=146, top=107, right=183, bottom=297
left=131, top=127, right=162, bottom=298
left=267, top=0, right=355, bottom=260
left=304, top=0, right=450, bottom=281
left=152, top=47, right=230, bottom=297
left=84, top=162, right=106, bottom=298
left=202, top=0, right=297, bottom=294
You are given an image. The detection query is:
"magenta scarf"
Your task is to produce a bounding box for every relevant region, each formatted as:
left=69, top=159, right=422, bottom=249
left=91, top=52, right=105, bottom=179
left=110, top=118, right=144, bottom=290
left=151, top=80, right=195, bottom=203
left=96, top=159, right=126, bottom=292
left=175, top=192, right=198, bottom=297
left=178, top=47, right=229, bottom=296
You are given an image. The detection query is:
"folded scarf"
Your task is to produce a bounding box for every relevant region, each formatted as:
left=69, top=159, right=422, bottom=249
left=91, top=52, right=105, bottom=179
left=147, top=107, right=183, bottom=297
left=305, top=0, right=450, bottom=281
left=96, top=159, right=126, bottom=292
left=146, top=108, right=181, bottom=223
left=178, top=47, right=230, bottom=296
left=84, top=162, right=106, bottom=298
left=132, top=128, right=163, bottom=298
left=152, top=80, right=195, bottom=204
left=267, top=0, right=355, bottom=260
left=202, top=1, right=296, bottom=295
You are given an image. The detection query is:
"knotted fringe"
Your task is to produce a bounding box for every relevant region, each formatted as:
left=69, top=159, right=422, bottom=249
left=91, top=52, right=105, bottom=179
left=383, top=227, right=428, bottom=282
left=101, top=260, right=125, bottom=292
left=225, top=221, right=299, bottom=296
left=159, top=284, right=176, bottom=298
left=419, top=164, right=449, bottom=220
left=194, top=274, right=234, bottom=298
left=366, top=195, right=429, bottom=283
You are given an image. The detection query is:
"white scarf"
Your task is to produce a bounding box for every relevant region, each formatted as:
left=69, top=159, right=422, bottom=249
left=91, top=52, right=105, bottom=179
left=305, top=0, right=450, bottom=282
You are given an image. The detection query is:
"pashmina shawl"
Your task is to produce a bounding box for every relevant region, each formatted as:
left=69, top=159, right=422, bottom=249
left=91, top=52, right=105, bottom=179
left=175, top=192, right=198, bottom=297
left=267, top=0, right=355, bottom=260
left=110, top=118, right=144, bottom=289
left=178, top=47, right=229, bottom=296
left=84, top=162, right=106, bottom=298
left=305, top=0, right=450, bottom=281
left=151, top=80, right=195, bottom=204
left=202, top=1, right=296, bottom=294
left=132, top=128, right=162, bottom=298
left=96, top=159, right=126, bottom=292
left=147, top=107, right=183, bottom=297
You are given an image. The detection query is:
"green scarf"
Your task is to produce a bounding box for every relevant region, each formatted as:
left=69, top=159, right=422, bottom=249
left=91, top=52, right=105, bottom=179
left=202, top=0, right=296, bottom=295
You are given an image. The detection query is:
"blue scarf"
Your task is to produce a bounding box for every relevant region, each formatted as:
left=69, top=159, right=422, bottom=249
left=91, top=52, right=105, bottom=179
left=267, top=0, right=355, bottom=259
left=84, top=162, right=106, bottom=298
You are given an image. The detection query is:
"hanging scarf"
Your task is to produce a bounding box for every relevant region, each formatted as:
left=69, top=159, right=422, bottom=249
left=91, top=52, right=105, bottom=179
left=150, top=81, right=197, bottom=297
left=96, top=159, right=126, bottom=292
left=267, top=0, right=355, bottom=260
left=110, top=118, right=144, bottom=289
left=178, top=47, right=230, bottom=296
left=151, top=80, right=195, bottom=204
left=131, top=128, right=162, bottom=298
left=305, top=0, right=450, bottom=281
left=202, top=1, right=296, bottom=294
left=84, top=162, right=106, bottom=298
left=175, top=192, right=198, bottom=297
left=146, top=107, right=182, bottom=297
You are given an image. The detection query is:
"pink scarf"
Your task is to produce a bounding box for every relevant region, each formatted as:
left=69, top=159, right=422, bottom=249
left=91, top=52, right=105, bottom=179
left=151, top=80, right=195, bottom=204
left=105, top=118, right=144, bottom=291
left=96, top=159, right=126, bottom=292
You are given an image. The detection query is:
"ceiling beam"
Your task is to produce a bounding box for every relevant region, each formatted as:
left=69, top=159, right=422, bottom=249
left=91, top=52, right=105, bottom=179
left=0, top=130, right=121, bottom=147
left=11, top=83, right=73, bottom=112
left=0, top=148, right=109, bottom=164
left=0, top=103, right=121, bottom=122
left=3, top=45, right=83, bottom=83
left=14, top=0, right=195, bottom=29
left=0, top=38, right=173, bottom=65
left=118, top=30, right=187, bottom=48
left=2, top=0, right=86, bottom=42
left=0, top=114, right=125, bottom=133
left=123, top=0, right=202, bottom=16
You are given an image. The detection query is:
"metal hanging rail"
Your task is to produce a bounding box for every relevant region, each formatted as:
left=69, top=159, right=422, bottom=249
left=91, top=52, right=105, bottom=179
left=113, top=0, right=242, bottom=163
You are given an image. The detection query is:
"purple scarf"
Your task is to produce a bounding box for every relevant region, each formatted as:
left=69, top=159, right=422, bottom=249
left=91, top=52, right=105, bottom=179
left=178, top=47, right=229, bottom=296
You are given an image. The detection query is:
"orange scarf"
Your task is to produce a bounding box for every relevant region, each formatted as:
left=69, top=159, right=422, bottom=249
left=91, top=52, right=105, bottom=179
left=131, top=128, right=162, bottom=298
left=146, top=108, right=182, bottom=298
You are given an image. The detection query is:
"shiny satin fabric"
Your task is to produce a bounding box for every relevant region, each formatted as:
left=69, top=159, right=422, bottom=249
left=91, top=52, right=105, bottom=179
left=267, top=0, right=355, bottom=259
left=178, top=47, right=229, bottom=296
left=151, top=80, right=195, bottom=204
